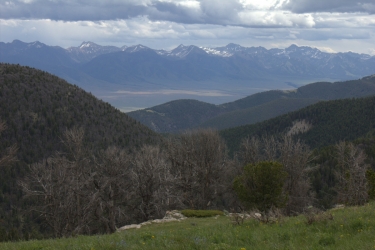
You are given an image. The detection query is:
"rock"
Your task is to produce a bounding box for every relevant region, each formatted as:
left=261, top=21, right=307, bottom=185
left=164, top=210, right=187, bottom=220
left=140, top=221, right=152, bottom=226
left=254, top=213, right=262, bottom=219
left=228, top=213, right=251, bottom=219
left=118, top=224, right=141, bottom=231
left=117, top=210, right=188, bottom=232
left=332, top=204, right=345, bottom=210
left=151, top=219, right=163, bottom=224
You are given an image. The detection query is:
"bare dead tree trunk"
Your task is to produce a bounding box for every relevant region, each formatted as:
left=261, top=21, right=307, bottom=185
left=239, top=136, right=261, bottom=165
left=335, top=141, right=369, bottom=206
left=131, top=145, right=178, bottom=221
left=93, top=146, right=133, bottom=233
left=20, top=128, right=95, bottom=237
left=277, top=135, right=312, bottom=215
left=165, top=129, right=228, bottom=209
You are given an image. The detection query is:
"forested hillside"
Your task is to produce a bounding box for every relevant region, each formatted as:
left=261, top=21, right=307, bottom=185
left=0, top=63, right=160, bottom=239
left=1, top=63, right=374, bottom=243
left=220, top=94, right=375, bottom=154
left=0, top=63, right=158, bottom=163
left=129, top=75, right=375, bottom=132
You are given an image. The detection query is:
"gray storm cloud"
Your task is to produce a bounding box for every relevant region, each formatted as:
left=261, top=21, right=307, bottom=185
left=0, top=0, right=245, bottom=25
left=0, top=0, right=374, bottom=55
left=280, top=0, right=375, bottom=14
left=1, top=0, right=373, bottom=27
left=0, top=0, right=148, bottom=21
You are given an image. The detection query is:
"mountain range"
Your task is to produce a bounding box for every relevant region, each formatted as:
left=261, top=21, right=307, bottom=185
left=1, top=40, right=375, bottom=110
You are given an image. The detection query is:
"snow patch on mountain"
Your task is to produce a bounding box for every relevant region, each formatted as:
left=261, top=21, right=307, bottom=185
left=124, top=44, right=150, bottom=53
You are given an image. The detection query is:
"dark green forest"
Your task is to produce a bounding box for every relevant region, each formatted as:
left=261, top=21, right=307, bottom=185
left=221, top=94, right=375, bottom=154
left=0, top=63, right=160, bottom=240
left=0, top=63, right=374, bottom=242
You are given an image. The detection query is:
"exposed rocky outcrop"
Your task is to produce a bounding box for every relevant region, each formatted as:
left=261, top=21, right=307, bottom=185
left=117, top=210, right=187, bottom=231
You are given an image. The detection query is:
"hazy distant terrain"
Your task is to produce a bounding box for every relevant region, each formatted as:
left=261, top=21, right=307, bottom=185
left=1, top=40, right=375, bottom=111
left=128, top=75, right=375, bottom=133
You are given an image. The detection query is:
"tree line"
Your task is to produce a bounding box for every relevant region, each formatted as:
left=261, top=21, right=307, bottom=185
left=2, top=125, right=375, bottom=240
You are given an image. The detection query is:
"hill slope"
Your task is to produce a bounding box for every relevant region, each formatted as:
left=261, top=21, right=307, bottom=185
left=0, top=63, right=160, bottom=234
left=0, top=63, right=159, bottom=164
left=220, top=92, right=375, bottom=154
left=129, top=75, right=375, bottom=132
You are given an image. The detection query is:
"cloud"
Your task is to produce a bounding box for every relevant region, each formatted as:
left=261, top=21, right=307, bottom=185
left=0, top=0, right=318, bottom=28
left=1, top=0, right=372, bottom=32
left=0, top=0, right=149, bottom=21
left=280, top=0, right=375, bottom=14
left=1, top=0, right=374, bottom=55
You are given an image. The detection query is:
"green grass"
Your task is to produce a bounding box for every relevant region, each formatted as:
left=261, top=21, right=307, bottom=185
left=2, top=202, right=375, bottom=249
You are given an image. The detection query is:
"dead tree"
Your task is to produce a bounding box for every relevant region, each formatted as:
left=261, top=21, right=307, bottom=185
left=335, top=141, right=369, bottom=206
left=92, top=146, right=133, bottom=233
left=131, top=145, right=178, bottom=221
left=165, top=129, right=228, bottom=209
left=277, top=135, right=312, bottom=215
left=19, top=128, right=92, bottom=237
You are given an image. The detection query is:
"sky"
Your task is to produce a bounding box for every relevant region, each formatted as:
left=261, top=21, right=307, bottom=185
left=1, top=0, right=375, bottom=55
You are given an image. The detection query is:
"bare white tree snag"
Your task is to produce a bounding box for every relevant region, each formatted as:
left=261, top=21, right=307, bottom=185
left=165, top=129, right=228, bottom=209
left=131, top=145, right=177, bottom=221
left=335, top=141, right=369, bottom=206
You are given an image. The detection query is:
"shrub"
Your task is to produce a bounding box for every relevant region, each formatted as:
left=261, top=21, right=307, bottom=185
left=181, top=210, right=224, bottom=218
left=233, top=161, right=288, bottom=213
left=304, top=210, right=333, bottom=225
left=366, top=169, right=375, bottom=200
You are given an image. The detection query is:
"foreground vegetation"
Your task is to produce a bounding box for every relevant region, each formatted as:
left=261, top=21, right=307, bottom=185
left=1, top=202, right=375, bottom=249
left=1, top=64, right=375, bottom=241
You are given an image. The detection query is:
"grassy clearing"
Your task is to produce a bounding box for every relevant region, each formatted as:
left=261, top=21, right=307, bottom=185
left=2, top=202, right=375, bottom=250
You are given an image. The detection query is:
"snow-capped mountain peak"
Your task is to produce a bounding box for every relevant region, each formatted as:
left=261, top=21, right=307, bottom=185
left=224, top=43, right=244, bottom=51
left=124, top=44, right=150, bottom=53
left=169, top=45, right=207, bottom=58
left=28, top=41, right=45, bottom=49
left=200, top=47, right=233, bottom=57
left=79, top=41, right=97, bottom=49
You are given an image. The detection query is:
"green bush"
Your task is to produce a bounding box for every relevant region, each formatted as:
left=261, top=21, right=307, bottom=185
left=181, top=210, right=224, bottom=218
left=366, top=169, right=375, bottom=200
left=233, top=161, right=288, bottom=213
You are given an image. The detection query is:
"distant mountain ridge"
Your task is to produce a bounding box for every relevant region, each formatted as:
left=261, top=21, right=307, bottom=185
left=128, top=75, right=375, bottom=133
left=220, top=93, right=375, bottom=154
left=1, top=40, right=375, bottom=110
left=2, top=40, right=374, bottom=79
